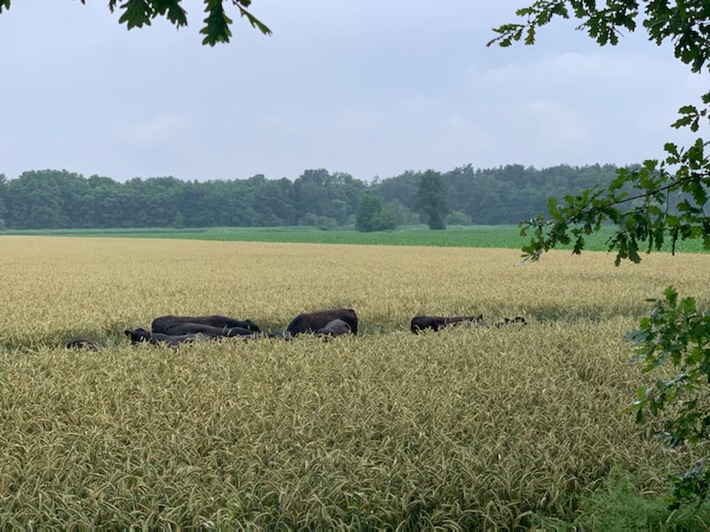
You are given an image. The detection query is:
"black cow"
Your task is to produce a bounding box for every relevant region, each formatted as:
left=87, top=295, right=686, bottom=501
left=410, top=314, right=484, bottom=334
left=151, top=315, right=260, bottom=335
left=65, top=337, right=100, bottom=351
left=314, top=319, right=353, bottom=338
left=287, top=308, right=358, bottom=337
left=494, top=316, right=527, bottom=328
left=157, top=322, right=257, bottom=338
left=124, top=328, right=205, bottom=348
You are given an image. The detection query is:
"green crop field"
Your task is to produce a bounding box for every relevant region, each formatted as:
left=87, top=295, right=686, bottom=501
left=5, top=224, right=708, bottom=254
left=0, top=235, right=708, bottom=528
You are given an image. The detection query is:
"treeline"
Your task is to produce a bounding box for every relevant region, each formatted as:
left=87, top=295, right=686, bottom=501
left=0, top=164, right=620, bottom=230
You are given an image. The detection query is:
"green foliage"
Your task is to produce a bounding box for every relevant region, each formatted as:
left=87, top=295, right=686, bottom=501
left=0, top=169, right=369, bottom=230
left=543, top=470, right=710, bottom=530
left=519, top=144, right=710, bottom=266
left=200, top=0, right=232, bottom=45
left=371, top=204, right=398, bottom=232
left=355, top=194, right=397, bottom=232
left=494, top=2, right=710, bottom=266
left=376, top=163, right=622, bottom=225
left=385, top=199, right=420, bottom=226
left=494, top=0, right=710, bottom=509
left=445, top=210, right=471, bottom=226
left=673, top=92, right=710, bottom=132
left=301, top=213, right=338, bottom=231
left=416, top=170, right=447, bottom=230
left=170, top=211, right=184, bottom=229
left=39, top=0, right=272, bottom=45
left=355, top=194, right=381, bottom=232
left=0, top=173, right=6, bottom=224
left=627, top=287, right=710, bottom=507
left=0, top=164, right=631, bottom=231
left=495, top=3, right=710, bottom=267
left=489, top=1, right=710, bottom=75
left=191, top=0, right=270, bottom=45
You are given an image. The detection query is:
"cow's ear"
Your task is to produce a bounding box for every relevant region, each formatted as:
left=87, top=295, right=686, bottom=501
left=124, top=329, right=132, bottom=336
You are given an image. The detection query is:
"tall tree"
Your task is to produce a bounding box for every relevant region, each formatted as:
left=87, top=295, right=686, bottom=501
left=355, top=193, right=397, bottom=232
left=491, top=0, right=710, bottom=507
left=417, top=170, right=447, bottom=230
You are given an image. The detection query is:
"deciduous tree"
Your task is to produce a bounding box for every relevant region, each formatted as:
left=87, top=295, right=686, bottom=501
left=355, top=193, right=397, bottom=232
left=417, top=170, right=447, bottom=230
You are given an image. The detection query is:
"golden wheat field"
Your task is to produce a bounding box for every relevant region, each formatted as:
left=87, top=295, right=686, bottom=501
left=0, top=235, right=708, bottom=528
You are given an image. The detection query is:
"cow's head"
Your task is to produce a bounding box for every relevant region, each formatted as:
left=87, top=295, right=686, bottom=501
left=124, top=328, right=152, bottom=343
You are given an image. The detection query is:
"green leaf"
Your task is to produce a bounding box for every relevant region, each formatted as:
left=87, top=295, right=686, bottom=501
left=200, top=0, right=233, bottom=46
left=664, top=286, right=678, bottom=305
left=118, top=0, right=153, bottom=29
left=236, top=4, right=271, bottom=36
left=546, top=196, right=560, bottom=217
left=678, top=105, right=699, bottom=115
left=681, top=296, right=697, bottom=315
left=153, top=0, right=188, bottom=27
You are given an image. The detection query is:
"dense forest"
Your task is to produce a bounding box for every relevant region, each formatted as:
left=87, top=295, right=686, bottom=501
left=0, top=164, right=621, bottom=230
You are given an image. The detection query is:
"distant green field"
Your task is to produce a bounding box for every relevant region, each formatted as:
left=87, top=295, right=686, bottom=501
left=2, top=225, right=706, bottom=253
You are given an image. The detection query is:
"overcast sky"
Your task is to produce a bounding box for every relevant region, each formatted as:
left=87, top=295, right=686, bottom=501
left=0, top=1, right=705, bottom=183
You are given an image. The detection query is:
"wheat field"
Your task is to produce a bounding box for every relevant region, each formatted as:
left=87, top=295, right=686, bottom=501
left=0, top=236, right=708, bottom=527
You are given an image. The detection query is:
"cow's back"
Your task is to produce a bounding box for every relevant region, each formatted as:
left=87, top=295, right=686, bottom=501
left=152, top=314, right=259, bottom=334
left=314, top=319, right=353, bottom=338
left=287, top=308, right=358, bottom=337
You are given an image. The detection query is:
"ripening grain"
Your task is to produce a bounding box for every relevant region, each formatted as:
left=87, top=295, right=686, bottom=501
left=0, top=236, right=708, bottom=528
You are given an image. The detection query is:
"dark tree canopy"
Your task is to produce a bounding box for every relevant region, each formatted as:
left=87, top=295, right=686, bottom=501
left=0, top=165, right=623, bottom=231
left=355, top=193, right=397, bottom=232
left=416, top=170, right=448, bottom=230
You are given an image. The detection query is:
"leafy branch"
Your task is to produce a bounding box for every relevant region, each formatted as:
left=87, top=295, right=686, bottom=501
left=627, top=286, right=710, bottom=508
left=674, top=91, right=710, bottom=132
left=74, top=0, right=272, bottom=44
left=488, top=0, right=710, bottom=75
left=520, top=139, right=710, bottom=265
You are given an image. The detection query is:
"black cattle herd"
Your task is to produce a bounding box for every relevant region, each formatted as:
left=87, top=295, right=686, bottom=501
left=64, top=308, right=527, bottom=351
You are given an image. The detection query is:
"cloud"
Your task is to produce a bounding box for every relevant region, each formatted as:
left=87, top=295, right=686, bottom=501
left=1, top=2, right=706, bottom=182
left=452, top=49, right=706, bottom=167
left=114, top=113, right=191, bottom=147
